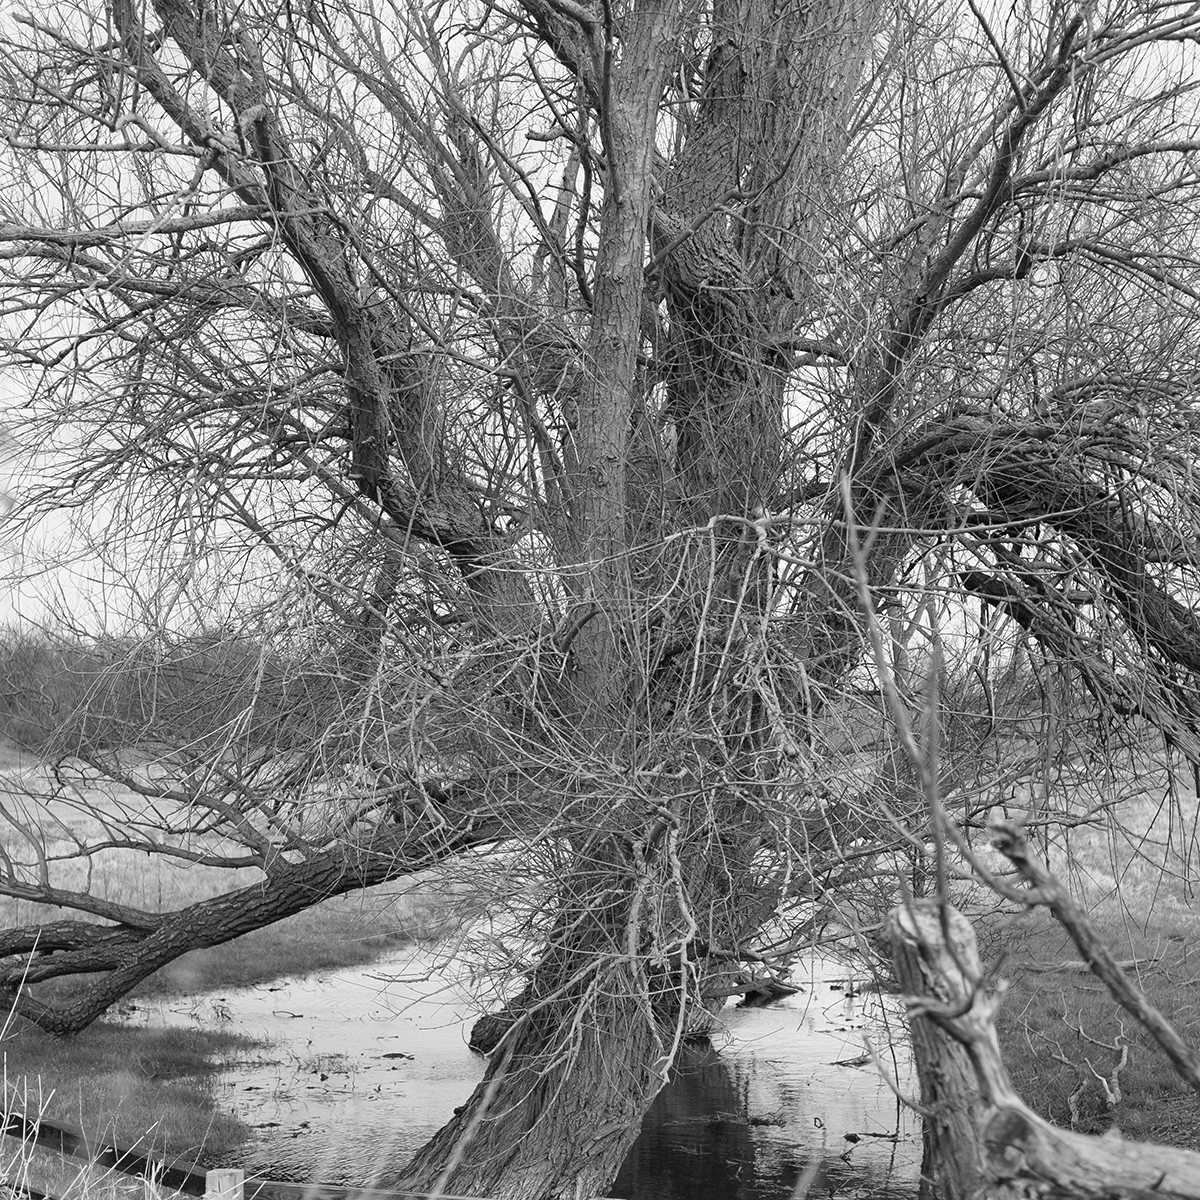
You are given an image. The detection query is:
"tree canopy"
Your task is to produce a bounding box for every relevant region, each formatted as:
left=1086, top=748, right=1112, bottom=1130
left=2, top=0, right=1200, bottom=1194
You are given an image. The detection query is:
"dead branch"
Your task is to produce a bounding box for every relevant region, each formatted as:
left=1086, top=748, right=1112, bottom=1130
left=1023, top=958, right=1159, bottom=974
left=886, top=900, right=1200, bottom=1200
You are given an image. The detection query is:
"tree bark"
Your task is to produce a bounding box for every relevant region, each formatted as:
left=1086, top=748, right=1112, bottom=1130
left=394, top=3, right=688, bottom=1191
left=393, top=851, right=678, bottom=1200
left=12, top=3, right=1200, bottom=1199
left=886, top=900, right=1200, bottom=1200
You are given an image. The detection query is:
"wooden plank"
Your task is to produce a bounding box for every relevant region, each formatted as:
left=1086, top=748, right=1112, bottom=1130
left=242, top=1185, right=611, bottom=1200
left=205, top=1170, right=245, bottom=1200
left=246, top=1192, right=620, bottom=1200
left=1, top=1113, right=208, bottom=1196
left=1, top=1181, right=55, bottom=1200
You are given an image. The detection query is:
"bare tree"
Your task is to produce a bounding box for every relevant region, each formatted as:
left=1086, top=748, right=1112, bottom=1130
left=3, top=0, right=1200, bottom=1194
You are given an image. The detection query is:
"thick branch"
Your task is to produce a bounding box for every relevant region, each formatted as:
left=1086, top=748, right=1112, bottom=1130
left=3, top=803, right=509, bottom=1035
left=900, top=416, right=1200, bottom=681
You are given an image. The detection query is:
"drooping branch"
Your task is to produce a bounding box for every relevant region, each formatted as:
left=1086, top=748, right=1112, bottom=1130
left=3, top=792, right=512, bottom=1036
left=958, top=567, right=1200, bottom=771
left=897, top=414, right=1200, bottom=685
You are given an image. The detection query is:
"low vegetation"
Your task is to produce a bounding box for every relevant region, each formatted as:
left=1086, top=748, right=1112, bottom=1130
left=4, top=1145, right=150, bottom=1200
left=0, top=629, right=342, bottom=762
left=133, top=887, right=460, bottom=1000
left=21, top=884, right=461, bottom=1013
left=991, top=907, right=1200, bottom=1149
left=0, top=795, right=463, bottom=1186
left=2, top=1024, right=259, bottom=1160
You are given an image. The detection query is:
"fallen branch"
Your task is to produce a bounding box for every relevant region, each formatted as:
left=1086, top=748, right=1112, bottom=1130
left=1022, top=957, right=1158, bottom=974
left=1, top=804, right=511, bottom=1036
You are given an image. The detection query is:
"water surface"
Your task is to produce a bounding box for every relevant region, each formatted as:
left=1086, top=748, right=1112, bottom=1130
left=129, top=950, right=920, bottom=1198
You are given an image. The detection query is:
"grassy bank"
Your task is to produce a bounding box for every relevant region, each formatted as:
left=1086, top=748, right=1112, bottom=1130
left=0, top=729, right=465, bottom=1186
left=17, top=882, right=464, bottom=1011
left=5, top=1146, right=151, bottom=1200
left=0, top=735, right=460, bottom=1001
left=991, top=906, right=1200, bottom=1148
left=131, top=885, right=461, bottom=999
left=3, top=1023, right=260, bottom=1161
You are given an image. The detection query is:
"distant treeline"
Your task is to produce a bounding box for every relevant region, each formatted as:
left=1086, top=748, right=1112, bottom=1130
left=0, top=626, right=385, bottom=760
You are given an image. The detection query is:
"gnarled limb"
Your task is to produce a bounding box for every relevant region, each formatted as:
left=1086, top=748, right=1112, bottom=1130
left=886, top=900, right=1200, bottom=1200
left=1, top=782, right=513, bottom=1036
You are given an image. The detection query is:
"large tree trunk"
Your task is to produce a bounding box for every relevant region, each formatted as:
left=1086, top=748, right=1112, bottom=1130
left=416, top=5, right=876, bottom=1191
left=885, top=900, right=1200, bottom=1200
left=395, top=902, right=672, bottom=1198
left=21, top=3, right=1200, bottom=1199
left=399, top=0, right=688, bottom=1189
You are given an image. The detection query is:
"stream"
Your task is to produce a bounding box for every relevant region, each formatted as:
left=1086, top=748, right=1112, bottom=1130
left=127, top=948, right=921, bottom=1199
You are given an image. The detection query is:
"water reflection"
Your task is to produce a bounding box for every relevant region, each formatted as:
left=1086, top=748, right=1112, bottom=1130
left=612, top=1043, right=754, bottom=1199
left=613, top=982, right=920, bottom=1200
left=127, top=951, right=920, bottom=1199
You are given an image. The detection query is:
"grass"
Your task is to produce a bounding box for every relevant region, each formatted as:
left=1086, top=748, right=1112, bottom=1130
left=987, top=904, right=1200, bottom=1148
left=5, top=1145, right=157, bottom=1200
left=0, top=733, right=462, bottom=1000
left=21, top=884, right=464, bottom=1011
left=2, top=1024, right=260, bottom=1161
left=137, top=886, right=459, bottom=998
left=0, top=884, right=463, bottom=1197
left=0, top=726, right=467, bottom=1193
left=963, top=755, right=1200, bottom=1149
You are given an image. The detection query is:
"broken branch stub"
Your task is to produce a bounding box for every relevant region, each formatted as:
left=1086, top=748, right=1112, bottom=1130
left=885, top=899, right=1200, bottom=1200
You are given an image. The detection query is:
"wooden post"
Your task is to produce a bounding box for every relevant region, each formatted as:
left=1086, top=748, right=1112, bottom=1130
left=205, top=1168, right=245, bottom=1200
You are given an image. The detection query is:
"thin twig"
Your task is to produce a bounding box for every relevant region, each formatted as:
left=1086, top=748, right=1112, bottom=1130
left=966, top=0, right=1027, bottom=108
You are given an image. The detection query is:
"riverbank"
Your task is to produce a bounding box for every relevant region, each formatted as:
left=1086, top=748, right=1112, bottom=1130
left=115, top=945, right=923, bottom=1197
left=2, top=1023, right=261, bottom=1161
left=11, top=901, right=1198, bottom=1199
left=1, top=882, right=463, bottom=1168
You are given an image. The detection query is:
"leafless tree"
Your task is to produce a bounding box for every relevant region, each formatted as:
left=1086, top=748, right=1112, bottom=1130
left=2, top=0, right=1200, bottom=1193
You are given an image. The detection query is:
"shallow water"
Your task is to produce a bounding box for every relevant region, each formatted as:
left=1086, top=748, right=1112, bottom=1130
left=127, top=950, right=921, bottom=1198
